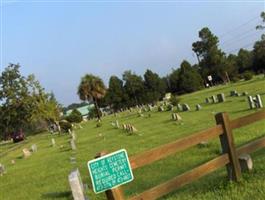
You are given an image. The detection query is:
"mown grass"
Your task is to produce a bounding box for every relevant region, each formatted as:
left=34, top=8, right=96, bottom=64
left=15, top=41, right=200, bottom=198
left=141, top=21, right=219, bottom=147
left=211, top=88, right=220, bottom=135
left=0, top=76, right=265, bottom=200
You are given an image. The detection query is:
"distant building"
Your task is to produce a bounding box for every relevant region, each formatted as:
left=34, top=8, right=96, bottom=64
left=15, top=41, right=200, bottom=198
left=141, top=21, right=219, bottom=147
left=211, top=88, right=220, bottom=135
left=66, top=104, right=94, bottom=120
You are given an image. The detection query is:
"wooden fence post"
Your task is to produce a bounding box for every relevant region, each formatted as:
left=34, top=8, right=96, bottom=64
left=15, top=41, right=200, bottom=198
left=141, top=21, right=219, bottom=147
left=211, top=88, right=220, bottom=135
left=215, top=112, right=241, bottom=181
left=95, top=152, right=125, bottom=200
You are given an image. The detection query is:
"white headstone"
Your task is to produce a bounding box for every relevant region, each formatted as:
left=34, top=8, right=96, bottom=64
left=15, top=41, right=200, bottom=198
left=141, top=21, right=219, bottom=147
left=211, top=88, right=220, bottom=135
left=51, top=138, right=56, bottom=147
left=211, top=95, right=217, bottom=103
left=182, top=104, right=190, bottom=111
left=23, top=148, right=31, bottom=158
left=239, top=154, right=253, bottom=172
left=196, top=104, right=202, bottom=111
left=72, top=132, right=76, bottom=140
left=0, top=164, right=6, bottom=176
left=248, top=96, right=255, bottom=109
left=70, top=139, right=76, bottom=151
left=31, top=144, right=37, bottom=152
left=115, top=120, right=120, bottom=128
left=68, top=169, right=87, bottom=200
left=256, top=94, right=263, bottom=108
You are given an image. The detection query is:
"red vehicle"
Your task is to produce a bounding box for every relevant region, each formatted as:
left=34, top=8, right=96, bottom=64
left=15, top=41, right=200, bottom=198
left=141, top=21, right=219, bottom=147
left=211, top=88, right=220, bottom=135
left=12, top=129, right=25, bottom=143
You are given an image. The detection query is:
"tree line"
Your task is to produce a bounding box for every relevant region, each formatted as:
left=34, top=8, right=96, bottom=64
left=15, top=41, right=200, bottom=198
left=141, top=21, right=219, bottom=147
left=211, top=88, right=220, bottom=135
left=0, top=64, right=61, bottom=139
left=78, top=12, right=265, bottom=114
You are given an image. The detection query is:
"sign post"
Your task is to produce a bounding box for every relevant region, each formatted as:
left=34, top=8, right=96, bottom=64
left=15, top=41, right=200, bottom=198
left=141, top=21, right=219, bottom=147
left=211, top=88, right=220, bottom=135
left=207, top=75, right=213, bottom=86
left=88, top=149, right=134, bottom=194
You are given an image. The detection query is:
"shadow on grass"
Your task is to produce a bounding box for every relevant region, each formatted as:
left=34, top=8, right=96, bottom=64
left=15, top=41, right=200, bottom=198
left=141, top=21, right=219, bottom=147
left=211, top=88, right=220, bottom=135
left=16, top=155, right=23, bottom=159
left=41, top=191, right=72, bottom=199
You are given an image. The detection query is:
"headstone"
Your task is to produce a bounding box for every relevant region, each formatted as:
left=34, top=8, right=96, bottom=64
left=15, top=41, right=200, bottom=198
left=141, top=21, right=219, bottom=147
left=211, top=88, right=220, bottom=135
left=11, top=160, right=15, bottom=165
left=171, top=113, right=176, bottom=120
left=68, top=129, right=72, bottom=134
left=122, top=124, right=126, bottom=130
left=210, top=95, right=217, bottom=103
left=242, top=91, right=248, bottom=96
left=51, top=138, right=56, bottom=147
left=256, top=94, right=263, bottom=108
left=248, top=96, right=255, bottom=109
left=22, top=148, right=31, bottom=158
left=148, top=105, right=153, bottom=111
left=158, top=106, right=164, bottom=112
left=196, top=104, right=202, bottom=111
left=217, top=93, right=225, bottom=102
left=131, top=125, right=138, bottom=133
left=175, top=113, right=182, bottom=121
left=115, top=120, right=120, bottom=128
left=0, top=164, right=6, bottom=176
left=31, top=144, right=37, bottom=152
left=72, top=132, right=76, bottom=140
left=239, top=154, right=253, bottom=172
left=230, top=90, right=238, bottom=96
left=70, top=139, right=76, bottom=151
left=68, top=169, right=86, bottom=200
left=205, top=97, right=210, bottom=103
left=182, top=104, right=190, bottom=111
left=177, top=104, right=182, bottom=111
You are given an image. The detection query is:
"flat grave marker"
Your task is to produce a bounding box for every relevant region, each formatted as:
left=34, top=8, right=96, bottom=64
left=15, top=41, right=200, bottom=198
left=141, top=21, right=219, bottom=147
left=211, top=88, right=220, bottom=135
left=87, top=149, right=134, bottom=194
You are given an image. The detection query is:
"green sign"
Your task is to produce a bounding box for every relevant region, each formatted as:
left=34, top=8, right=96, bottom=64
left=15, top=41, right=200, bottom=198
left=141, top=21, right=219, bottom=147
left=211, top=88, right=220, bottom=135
left=87, top=149, right=134, bottom=193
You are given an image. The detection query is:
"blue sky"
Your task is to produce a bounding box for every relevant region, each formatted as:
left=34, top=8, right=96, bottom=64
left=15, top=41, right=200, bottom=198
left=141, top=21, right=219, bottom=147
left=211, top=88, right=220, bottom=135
left=1, top=1, right=264, bottom=106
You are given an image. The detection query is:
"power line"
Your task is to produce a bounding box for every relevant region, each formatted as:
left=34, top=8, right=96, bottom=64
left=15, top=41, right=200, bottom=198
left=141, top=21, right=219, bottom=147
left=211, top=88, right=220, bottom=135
left=219, top=15, right=260, bottom=39
left=226, top=41, right=256, bottom=54
left=220, top=27, right=257, bottom=45
left=222, top=31, right=261, bottom=48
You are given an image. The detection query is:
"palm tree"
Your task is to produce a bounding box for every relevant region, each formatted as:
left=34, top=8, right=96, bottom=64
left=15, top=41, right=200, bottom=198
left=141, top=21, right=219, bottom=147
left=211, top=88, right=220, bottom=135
left=78, top=74, right=106, bottom=120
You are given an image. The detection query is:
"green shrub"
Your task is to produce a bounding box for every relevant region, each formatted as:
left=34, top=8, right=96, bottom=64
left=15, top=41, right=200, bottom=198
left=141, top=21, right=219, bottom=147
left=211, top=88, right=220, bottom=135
left=166, top=104, right=173, bottom=111
left=170, top=95, right=181, bottom=106
left=243, top=71, right=253, bottom=81
left=88, top=107, right=102, bottom=119
left=96, top=122, right=102, bottom=128
left=59, top=120, right=72, bottom=132
left=66, top=109, right=83, bottom=123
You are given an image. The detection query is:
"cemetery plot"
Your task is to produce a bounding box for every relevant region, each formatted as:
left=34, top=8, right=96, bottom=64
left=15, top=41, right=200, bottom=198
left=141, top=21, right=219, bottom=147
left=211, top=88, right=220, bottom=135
left=88, top=149, right=134, bottom=193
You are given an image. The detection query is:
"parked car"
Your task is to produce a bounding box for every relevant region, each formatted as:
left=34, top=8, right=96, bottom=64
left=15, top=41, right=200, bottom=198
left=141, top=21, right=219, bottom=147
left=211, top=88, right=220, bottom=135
left=12, top=129, right=25, bottom=143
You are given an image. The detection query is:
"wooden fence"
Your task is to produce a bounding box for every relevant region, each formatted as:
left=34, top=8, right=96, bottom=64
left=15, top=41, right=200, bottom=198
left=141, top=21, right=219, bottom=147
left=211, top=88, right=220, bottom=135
left=100, top=110, right=265, bottom=200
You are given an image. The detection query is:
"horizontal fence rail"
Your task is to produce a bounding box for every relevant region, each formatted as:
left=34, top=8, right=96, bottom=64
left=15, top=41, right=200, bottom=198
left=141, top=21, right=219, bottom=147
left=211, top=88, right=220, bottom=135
left=101, top=110, right=265, bottom=200
left=230, top=110, right=265, bottom=129
left=129, top=125, right=223, bottom=170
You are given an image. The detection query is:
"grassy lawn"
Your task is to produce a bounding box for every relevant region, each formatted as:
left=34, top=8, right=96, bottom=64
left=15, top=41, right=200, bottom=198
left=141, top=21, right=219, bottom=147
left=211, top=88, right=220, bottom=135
left=0, top=76, right=265, bottom=200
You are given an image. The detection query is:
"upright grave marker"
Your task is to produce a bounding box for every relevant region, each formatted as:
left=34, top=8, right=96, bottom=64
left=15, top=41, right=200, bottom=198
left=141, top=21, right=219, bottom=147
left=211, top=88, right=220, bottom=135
left=51, top=138, right=56, bottom=147
left=196, top=104, right=202, bottom=111
left=217, top=93, right=225, bottom=103
left=182, top=104, right=190, bottom=111
left=71, top=139, right=76, bottom=151
left=256, top=94, right=263, bottom=108
left=31, top=144, right=37, bottom=152
left=23, top=148, right=31, bottom=158
left=0, top=164, right=6, bottom=176
left=211, top=95, right=217, bottom=103
left=68, top=169, right=87, bottom=200
left=87, top=149, right=133, bottom=194
left=248, top=96, right=255, bottom=109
